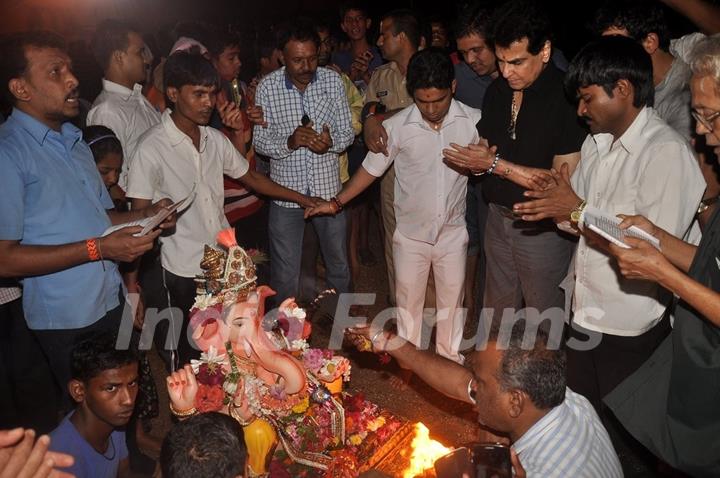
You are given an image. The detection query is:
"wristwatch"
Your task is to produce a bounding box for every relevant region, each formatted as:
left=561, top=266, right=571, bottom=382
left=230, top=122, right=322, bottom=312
left=570, top=199, right=587, bottom=223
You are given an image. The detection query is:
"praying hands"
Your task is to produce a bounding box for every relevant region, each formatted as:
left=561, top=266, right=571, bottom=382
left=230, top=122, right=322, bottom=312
left=512, top=163, right=582, bottom=221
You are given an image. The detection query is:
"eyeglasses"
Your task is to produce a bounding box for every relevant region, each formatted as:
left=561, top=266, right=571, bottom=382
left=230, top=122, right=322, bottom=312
left=692, top=109, right=720, bottom=133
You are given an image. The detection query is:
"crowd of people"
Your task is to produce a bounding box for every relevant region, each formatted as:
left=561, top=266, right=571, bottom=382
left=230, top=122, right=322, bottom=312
left=1, top=0, right=720, bottom=476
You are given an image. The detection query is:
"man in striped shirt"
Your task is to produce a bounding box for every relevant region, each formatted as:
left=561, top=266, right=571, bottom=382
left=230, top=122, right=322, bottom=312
left=253, top=21, right=354, bottom=303
left=349, top=319, right=622, bottom=477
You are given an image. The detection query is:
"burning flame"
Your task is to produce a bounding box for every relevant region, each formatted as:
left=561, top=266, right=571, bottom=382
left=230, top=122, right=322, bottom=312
left=403, top=422, right=452, bottom=478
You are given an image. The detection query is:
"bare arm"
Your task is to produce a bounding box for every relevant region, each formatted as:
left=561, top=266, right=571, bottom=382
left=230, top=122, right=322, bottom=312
left=360, top=328, right=474, bottom=403
left=0, top=225, right=159, bottom=278
left=661, top=261, right=720, bottom=326
left=238, top=169, right=315, bottom=208
left=552, top=152, right=580, bottom=176
left=659, top=0, right=720, bottom=34
left=106, top=208, right=148, bottom=226
left=336, top=167, right=379, bottom=205
left=442, top=142, right=555, bottom=190
left=616, top=215, right=697, bottom=273
left=609, top=236, right=719, bottom=326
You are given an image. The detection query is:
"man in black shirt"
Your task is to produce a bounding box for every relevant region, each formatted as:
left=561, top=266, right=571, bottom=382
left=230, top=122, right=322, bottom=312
left=444, top=0, right=586, bottom=325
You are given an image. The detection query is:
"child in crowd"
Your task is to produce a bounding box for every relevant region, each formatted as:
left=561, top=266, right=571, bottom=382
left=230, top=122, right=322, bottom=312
left=83, top=124, right=162, bottom=474
left=160, top=412, right=247, bottom=478
left=83, top=125, right=126, bottom=210
left=49, top=332, right=139, bottom=478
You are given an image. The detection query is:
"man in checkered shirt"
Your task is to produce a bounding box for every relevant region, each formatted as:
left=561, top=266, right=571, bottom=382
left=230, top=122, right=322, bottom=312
left=254, top=21, right=354, bottom=302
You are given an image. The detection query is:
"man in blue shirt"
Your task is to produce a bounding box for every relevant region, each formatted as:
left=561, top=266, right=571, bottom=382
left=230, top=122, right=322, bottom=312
left=0, top=31, right=172, bottom=395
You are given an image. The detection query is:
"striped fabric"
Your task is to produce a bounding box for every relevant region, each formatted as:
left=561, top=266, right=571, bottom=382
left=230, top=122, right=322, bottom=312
left=513, top=388, right=622, bottom=477
left=253, top=67, right=354, bottom=208
left=0, top=286, right=21, bottom=305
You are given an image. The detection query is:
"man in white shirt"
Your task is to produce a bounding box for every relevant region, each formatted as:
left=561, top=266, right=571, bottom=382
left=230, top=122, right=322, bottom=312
left=513, top=36, right=705, bottom=411
left=308, top=49, right=482, bottom=363
left=348, top=318, right=622, bottom=477
left=126, top=51, right=316, bottom=369
left=88, top=20, right=161, bottom=190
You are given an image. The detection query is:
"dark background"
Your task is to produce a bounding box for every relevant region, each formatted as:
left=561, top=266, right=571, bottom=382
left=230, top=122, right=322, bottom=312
left=0, top=0, right=702, bottom=100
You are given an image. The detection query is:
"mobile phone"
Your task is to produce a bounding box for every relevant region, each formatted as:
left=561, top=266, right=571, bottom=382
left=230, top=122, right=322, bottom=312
left=471, top=443, right=512, bottom=478
left=301, top=114, right=311, bottom=126
left=434, top=447, right=474, bottom=478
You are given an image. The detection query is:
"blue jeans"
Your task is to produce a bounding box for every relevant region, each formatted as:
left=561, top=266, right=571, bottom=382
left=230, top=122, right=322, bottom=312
left=269, top=203, right=350, bottom=303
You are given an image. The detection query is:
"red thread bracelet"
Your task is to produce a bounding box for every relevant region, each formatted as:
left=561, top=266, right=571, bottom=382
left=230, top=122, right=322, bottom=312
left=86, top=238, right=101, bottom=261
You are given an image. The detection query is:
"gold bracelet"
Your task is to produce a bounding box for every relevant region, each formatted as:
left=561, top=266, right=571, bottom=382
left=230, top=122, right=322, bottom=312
left=228, top=402, right=256, bottom=426
left=169, top=403, right=197, bottom=417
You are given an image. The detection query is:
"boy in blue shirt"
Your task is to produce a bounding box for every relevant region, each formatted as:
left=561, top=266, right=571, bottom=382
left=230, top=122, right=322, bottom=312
left=50, top=332, right=139, bottom=478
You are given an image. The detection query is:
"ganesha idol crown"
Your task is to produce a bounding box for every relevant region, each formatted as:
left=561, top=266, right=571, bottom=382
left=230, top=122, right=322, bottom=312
left=194, top=228, right=258, bottom=301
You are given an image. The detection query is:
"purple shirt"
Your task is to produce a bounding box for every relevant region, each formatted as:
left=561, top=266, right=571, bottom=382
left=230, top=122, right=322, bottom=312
left=49, top=411, right=128, bottom=478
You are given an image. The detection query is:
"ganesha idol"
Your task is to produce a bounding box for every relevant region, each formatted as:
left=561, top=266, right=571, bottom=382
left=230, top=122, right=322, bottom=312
left=166, top=229, right=347, bottom=477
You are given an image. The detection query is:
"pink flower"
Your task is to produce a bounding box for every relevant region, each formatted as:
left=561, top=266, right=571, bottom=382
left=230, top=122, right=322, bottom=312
left=302, top=348, right=325, bottom=372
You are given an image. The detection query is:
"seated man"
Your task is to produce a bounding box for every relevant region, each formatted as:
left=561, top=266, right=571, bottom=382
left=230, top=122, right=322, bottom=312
left=348, top=319, right=622, bottom=477
left=160, top=412, right=247, bottom=478
left=49, top=332, right=139, bottom=478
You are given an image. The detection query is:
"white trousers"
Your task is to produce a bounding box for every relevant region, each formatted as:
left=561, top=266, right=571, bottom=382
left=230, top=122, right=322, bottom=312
left=393, top=224, right=468, bottom=363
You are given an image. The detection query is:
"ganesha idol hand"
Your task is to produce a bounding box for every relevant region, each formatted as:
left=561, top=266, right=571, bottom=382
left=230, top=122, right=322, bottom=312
left=166, top=364, right=199, bottom=413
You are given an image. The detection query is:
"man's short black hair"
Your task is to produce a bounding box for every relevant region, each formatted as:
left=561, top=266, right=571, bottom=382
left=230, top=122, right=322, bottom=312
left=489, top=319, right=566, bottom=409
left=70, top=331, right=138, bottom=383
left=0, top=30, right=67, bottom=105
left=160, top=412, right=247, bottom=478
left=277, top=18, right=320, bottom=52
left=163, top=50, right=219, bottom=92
left=381, top=9, right=422, bottom=51
left=256, top=29, right=280, bottom=61
left=91, top=19, right=138, bottom=71
left=591, top=1, right=671, bottom=52
left=565, top=35, right=654, bottom=109
left=491, top=0, right=551, bottom=55
left=339, top=2, right=369, bottom=21
left=454, top=4, right=493, bottom=43
left=83, top=125, right=124, bottom=162
left=206, top=28, right=242, bottom=59
left=406, top=48, right=455, bottom=96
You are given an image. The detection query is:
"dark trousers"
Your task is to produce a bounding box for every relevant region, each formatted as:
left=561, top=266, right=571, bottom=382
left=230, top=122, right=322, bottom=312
left=566, top=316, right=672, bottom=476
left=33, top=290, right=126, bottom=411
left=152, top=268, right=199, bottom=373
left=0, top=297, right=58, bottom=433
left=566, top=316, right=671, bottom=410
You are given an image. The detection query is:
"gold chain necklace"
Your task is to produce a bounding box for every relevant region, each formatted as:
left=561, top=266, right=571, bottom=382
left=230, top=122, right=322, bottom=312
left=509, top=92, right=519, bottom=140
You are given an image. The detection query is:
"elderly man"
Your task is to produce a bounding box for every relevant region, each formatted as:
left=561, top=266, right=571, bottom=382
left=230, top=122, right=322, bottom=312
left=601, top=34, right=720, bottom=476
left=348, top=319, right=622, bottom=477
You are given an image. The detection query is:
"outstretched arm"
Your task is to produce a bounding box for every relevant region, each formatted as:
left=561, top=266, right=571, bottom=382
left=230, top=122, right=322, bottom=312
left=609, top=236, right=720, bottom=326
left=442, top=141, right=554, bottom=189
left=659, top=0, right=720, bottom=34
left=346, top=326, right=474, bottom=403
